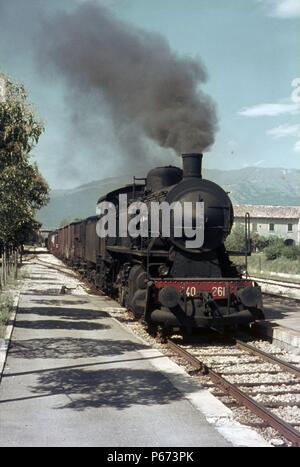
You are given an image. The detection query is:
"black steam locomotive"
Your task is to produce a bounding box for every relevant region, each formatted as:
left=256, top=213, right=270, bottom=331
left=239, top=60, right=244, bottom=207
left=48, top=153, right=264, bottom=336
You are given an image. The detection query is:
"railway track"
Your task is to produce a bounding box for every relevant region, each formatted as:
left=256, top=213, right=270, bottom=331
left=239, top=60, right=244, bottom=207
left=167, top=338, right=300, bottom=446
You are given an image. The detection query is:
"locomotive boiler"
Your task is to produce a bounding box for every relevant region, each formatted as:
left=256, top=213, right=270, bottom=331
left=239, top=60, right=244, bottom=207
left=48, top=153, right=264, bottom=337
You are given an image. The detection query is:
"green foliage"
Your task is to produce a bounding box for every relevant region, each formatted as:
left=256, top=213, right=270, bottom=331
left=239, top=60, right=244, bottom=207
left=0, top=293, right=13, bottom=338
left=253, top=236, right=300, bottom=262
left=264, top=244, right=283, bottom=260
left=251, top=234, right=270, bottom=251
left=0, top=74, right=49, bottom=247
left=263, top=237, right=285, bottom=260
left=281, top=245, right=300, bottom=260
left=0, top=75, right=43, bottom=167
left=14, top=219, right=42, bottom=245
left=227, top=226, right=300, bottom=264
left=232, top=252, right=300, bottom=277
left=225, top=224, right=246, bottom=252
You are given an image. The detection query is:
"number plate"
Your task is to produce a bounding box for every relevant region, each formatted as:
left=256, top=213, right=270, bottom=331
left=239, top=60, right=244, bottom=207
left=211, top=286, right=227, bottom=298
left=184, top=285, right=227, bottom=298
left=154, top=279, right=254, bottom=300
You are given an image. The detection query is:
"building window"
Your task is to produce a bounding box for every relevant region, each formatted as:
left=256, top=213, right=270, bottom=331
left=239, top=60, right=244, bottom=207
left=288, top=223, right=293, bottom=232
left=269, top=223, right=275, bottom=232
left=252, top=223, right=257, bottom=232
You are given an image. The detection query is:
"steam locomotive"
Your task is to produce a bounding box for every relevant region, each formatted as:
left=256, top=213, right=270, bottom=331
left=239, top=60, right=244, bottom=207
left=48, top=153, right=264, bottom=336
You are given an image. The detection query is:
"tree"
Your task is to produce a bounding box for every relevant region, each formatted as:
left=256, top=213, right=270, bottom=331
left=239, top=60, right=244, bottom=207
left=0, top=74, right=49, bottom=252
left=0, top=75, right=43, bottom=168
left=225, top=223, right=246, bottom=252
left=264, top=237, right=285, bottom=260
left=281, top=244, right=300, bottom=260
left=252, top=235, right=269, bottom=252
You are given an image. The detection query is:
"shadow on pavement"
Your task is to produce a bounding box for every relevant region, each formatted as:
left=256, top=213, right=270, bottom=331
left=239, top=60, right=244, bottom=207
left=9, top=338, right=148, bottom=359
left=24, top=277, right=61, bottom=282
left=17, top=306, right=109, bottom=320
left=14, top=320, right=109, bottom=331
left=27, top=298, right=90, bottom=306
left=262, top=295, right=300, bottom=320
left=28, top=367, right=184, bottom=411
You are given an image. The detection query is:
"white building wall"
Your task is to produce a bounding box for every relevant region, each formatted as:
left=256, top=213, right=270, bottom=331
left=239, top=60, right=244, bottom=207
left=234, top=217, right=300, bottom=244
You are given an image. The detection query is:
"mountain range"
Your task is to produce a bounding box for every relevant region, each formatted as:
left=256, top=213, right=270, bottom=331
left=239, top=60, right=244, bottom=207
left=37, top=167, right=300, bottom=229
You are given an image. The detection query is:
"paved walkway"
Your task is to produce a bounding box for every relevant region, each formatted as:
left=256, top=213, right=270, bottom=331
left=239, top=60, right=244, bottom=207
left=0, top=256, right=232, bottom=447
left=263, top=295, right=300, bottom=333
left=254, top=295, right=300, bottom=352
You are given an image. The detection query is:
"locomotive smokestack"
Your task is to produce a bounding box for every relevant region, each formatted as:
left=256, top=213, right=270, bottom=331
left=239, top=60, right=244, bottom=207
left=182, top=153, right=203, bottom=178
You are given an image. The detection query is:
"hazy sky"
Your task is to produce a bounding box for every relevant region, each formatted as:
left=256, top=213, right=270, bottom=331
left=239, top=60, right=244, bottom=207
left=0, top=0, right=299, bottom=189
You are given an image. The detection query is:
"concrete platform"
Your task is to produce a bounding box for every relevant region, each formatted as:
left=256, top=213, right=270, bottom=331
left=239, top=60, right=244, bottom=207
left=251, top=276, right=300, bottom=301
left=252, top=295, right=300, bottom=353
left=0, top=256, right=268, bottom=447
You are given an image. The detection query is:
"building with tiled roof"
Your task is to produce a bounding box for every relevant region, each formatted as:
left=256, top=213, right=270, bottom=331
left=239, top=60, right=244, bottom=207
left=233, top=205, right=300, bottom=244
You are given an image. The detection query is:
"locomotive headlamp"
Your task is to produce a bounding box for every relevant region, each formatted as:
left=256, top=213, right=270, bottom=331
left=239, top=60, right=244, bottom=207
left=158, top=264, right=169, bottom=277
left=236, top=265, right=246, bottom=275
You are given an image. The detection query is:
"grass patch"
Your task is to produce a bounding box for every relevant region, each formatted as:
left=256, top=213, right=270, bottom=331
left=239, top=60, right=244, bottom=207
left=6, top=269, right=24, bottom=286
left=0, top=264, right=24, bottom=338
left=230, top=252, right=300, bottom=280
left=0, top=293, right=14, bottom=338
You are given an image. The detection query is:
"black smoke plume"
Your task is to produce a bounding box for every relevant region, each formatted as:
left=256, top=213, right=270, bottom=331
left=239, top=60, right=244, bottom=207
left=37, top=1, right=217, bottom=155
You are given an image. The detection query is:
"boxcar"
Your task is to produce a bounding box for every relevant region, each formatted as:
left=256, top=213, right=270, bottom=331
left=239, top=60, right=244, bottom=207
left=69, top=220, right=85, bottom=265
left=84, top=216, right=100, bottom=265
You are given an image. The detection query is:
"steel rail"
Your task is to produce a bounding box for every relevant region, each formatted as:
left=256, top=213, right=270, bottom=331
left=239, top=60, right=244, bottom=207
left=167, top=339, right=300, bottom=447
left=252, top=277, right=300, bottom=290
left=235, top=339, right=300, bottom=379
